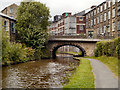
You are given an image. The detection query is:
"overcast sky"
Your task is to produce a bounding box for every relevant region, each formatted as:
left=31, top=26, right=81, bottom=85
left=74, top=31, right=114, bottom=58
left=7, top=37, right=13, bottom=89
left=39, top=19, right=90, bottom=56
left=0, top=0, right=106, bottom=20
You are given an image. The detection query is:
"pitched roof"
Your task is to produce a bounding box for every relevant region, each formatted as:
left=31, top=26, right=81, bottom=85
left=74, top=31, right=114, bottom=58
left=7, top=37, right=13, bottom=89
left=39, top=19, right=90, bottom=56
left=1, top=3, right=18, bottom=12
left=0, top=12, right=16, bottom=21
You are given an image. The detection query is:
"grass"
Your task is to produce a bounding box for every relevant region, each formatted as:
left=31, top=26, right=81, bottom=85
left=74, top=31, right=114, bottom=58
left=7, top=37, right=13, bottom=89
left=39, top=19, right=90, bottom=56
left=63, top=58, right=95, bottom=88
left=85, top=56, right=119, bottom=77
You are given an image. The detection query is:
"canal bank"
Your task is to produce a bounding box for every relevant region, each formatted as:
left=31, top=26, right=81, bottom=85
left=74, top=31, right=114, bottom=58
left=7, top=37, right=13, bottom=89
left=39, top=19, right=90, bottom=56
left=63, top=58, right=95, bottom=88
left=64, top=57, right=118, bottom=88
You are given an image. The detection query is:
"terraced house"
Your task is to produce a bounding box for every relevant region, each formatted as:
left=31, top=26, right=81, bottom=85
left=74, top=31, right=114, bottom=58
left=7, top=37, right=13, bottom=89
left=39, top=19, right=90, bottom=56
left=85, top=0, right=120, bottom=38
left=1, top=3, right=18, bottom=42
left=1, top=3, right=18, bottom=18
left=0, top=12, right=16, bottom=42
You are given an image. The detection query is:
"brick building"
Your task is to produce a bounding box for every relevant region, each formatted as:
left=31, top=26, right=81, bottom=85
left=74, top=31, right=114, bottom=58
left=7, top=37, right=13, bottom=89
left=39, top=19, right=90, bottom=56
left=85, top=0, right=120, bottom=38
left=0, top=12, right=16, bottom=42
left=48, top=11, right=86, bottom=36
left=1, top=3, right=18, bottom=18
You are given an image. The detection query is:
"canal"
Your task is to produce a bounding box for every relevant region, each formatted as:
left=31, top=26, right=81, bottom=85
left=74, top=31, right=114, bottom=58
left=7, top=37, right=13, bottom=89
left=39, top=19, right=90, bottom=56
left=2, top=54, right=80, bottom=88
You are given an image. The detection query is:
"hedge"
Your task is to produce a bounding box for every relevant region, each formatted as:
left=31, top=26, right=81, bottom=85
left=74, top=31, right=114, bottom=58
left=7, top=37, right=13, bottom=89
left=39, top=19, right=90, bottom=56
left=95, top=37, right=120, bottom=59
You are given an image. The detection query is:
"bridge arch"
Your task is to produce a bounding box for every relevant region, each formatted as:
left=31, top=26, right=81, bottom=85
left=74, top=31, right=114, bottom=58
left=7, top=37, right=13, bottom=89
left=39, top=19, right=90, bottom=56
left=52, top=43, right=86, bottom=59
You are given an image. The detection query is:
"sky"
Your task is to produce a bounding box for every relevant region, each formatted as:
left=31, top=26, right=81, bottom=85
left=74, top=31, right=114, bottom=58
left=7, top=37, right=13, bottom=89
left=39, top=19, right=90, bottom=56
left=0, top=0, right=106, bottom=20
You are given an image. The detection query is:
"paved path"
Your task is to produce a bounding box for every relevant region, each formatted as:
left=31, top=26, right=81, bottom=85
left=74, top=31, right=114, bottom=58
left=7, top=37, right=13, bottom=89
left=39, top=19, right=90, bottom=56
left=86, top=58, right=118, bottom=88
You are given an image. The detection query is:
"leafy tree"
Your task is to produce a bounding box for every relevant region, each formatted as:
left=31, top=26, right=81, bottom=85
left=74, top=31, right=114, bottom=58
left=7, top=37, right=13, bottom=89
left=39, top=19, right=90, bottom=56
left=16, top=1, right=50, bottom=49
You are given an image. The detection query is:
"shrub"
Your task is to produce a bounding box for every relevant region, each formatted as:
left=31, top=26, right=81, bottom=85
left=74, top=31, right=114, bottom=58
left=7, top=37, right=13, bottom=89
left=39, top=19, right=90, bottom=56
left=94, top=37, right=120, bottom=58
left=2, top=31, right=35, bottom=65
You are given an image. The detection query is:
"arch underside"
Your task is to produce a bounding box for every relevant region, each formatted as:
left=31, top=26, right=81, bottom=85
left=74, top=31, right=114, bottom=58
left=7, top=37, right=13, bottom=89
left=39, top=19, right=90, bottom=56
left=52, top=44, right=86, bottom=59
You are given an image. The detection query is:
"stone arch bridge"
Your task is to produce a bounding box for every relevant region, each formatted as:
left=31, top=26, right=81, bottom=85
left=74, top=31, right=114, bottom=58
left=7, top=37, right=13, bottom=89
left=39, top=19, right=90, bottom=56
left=47, top=36, right=108, bottom=58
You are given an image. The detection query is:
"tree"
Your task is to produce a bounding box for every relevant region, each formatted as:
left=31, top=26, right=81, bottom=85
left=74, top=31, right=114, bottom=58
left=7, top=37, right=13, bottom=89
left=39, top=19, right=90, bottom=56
left=16, top=1, right=50, bottom=49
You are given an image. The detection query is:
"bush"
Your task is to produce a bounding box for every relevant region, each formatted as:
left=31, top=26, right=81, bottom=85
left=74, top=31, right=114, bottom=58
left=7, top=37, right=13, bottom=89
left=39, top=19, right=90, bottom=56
left=95, top=37, right=120, bottom=59
left=2, top=31, right=35, bottom=65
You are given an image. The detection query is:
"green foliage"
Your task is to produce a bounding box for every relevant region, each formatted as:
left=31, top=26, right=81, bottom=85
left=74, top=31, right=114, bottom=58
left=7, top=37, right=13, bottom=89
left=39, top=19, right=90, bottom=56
left=2, top=31, right=35, bottom=65
left=40, top=47, right=50, bottom=59
left=95, top=37, right=120, bottom=59
left=16, top=1, right=50, bottom=49
left=63, top=58, right=95, bottom=88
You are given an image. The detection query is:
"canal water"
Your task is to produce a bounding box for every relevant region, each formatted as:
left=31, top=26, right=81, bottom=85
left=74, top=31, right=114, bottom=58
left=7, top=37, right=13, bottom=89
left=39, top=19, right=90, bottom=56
left=2, top=54, right=80, bottom=88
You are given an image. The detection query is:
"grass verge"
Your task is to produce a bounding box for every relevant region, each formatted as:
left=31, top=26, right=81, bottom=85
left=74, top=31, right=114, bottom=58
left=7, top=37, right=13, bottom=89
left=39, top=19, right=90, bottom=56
left=63, top=58, right=95, bottom=88
left=85, top=56, right=119, bottom=77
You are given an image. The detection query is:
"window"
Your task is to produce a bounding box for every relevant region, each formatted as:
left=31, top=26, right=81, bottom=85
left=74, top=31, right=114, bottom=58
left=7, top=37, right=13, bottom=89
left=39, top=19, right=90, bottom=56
left=79, top=25, right=83, bottom=30
left=91, top=11, right=93, bottom=17
left=100, top=6, right=103, bottom=12
left=104, top=3, right=107, bottom=10
left=94, top=18, right=96, bottom=25
left=118, top=6, right=120, bottom=16
left=86, top=22, right=88, bottom=28
left=108, top=10, right=110, bottom=19
left=112, top=8, right=115, bottom=18
left=89, top=20, right=91, bottom=26
left=100, top=26, right=103, bottom=34
left=12, top=23, right=15, bottom=33
left=79, top=17, right=83, bottom=21
left=97, top=8, right=99, bottom=13
left=4, top=21, right=8, bottom=31
left=112, top=0, right=115, bottom=5
left=91, top=19, right=93, bottom=26
left=89, top=13, right=90, bottom=18
left=104, top=25, right=106, bottom=33
left=104, top=13, right=106, bottom=21
left=10, top=8, right=13, bottom=13
left=118, top=20, right=120, bottom=30
left=112, top=22, right=115, bottom=31
left=94, top=10, right=96, bottom=15
left=97, top=28, right=99, bottom=34
left=108, top=0, right=111, bottom=7
left=97, top=16, right=99, bottom=24
left=88, top=31, right=94, bottom=38
left=86, top=15, right=88, bottom=19
left=107, top=24, right=110, bottom=32
left=100, top=15, right=102, bottom=22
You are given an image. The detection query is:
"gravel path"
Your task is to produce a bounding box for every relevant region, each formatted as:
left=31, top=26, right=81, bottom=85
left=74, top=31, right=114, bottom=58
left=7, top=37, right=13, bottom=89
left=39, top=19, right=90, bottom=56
left=86, top=58, right=118, bottom=88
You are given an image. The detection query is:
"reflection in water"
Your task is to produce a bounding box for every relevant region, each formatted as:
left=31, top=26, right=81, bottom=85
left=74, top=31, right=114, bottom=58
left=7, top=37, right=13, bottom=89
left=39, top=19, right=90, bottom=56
left=2, top=55, right=79, bottom=88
